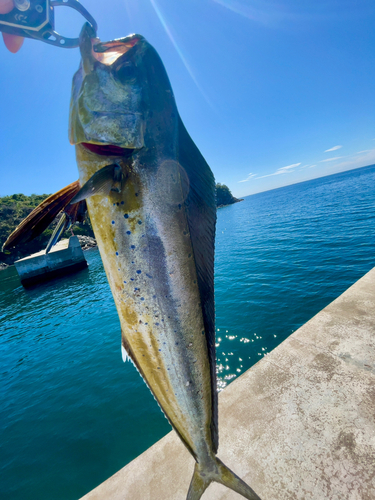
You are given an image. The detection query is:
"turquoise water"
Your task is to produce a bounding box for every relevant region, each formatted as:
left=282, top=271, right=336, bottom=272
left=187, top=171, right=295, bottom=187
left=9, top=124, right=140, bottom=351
left=1, top=165, right=375, bottom=499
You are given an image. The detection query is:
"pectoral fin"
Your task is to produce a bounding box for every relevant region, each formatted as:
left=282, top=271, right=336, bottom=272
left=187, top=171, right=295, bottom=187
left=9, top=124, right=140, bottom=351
left=70, top=164, right=124, bottom=205
left=2, top=181, right=81, bottom=251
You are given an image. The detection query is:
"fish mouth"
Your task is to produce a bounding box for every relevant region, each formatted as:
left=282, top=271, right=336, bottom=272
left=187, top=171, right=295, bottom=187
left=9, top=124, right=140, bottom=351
left=81, top=143, right=135, bottom=157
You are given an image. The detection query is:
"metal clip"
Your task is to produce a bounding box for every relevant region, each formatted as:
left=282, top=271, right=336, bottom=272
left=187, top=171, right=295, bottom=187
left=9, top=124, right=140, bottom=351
left=0, top=0, right=97, bottom=48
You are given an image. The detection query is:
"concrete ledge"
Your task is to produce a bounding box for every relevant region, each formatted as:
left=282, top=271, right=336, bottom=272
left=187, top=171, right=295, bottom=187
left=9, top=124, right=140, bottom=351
left=14, top=236, right=87, bottom=286
left=81, top=267, right=375, bottom=500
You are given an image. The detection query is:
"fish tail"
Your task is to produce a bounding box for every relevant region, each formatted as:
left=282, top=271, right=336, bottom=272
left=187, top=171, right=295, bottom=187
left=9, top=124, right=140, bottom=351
left=186, top=462, right=211, bottom=500
left=187, top=458, right=262, bottom=500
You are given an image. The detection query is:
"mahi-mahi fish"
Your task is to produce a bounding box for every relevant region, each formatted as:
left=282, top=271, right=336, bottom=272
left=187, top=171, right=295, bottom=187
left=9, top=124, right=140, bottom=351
left=3, top=23, right=261, bottom=500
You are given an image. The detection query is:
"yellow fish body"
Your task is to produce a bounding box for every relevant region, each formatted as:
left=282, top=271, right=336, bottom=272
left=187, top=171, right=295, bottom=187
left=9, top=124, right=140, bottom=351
left=68, top=24, right=261, bottom=500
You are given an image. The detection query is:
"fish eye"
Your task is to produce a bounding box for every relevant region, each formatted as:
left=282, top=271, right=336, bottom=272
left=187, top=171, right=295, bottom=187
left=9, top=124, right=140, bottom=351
left=116, top=63, right=137, bottom=83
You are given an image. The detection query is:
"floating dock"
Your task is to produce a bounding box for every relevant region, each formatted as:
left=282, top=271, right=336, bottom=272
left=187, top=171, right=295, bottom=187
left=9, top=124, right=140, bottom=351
left=14, top=236, right=87, bottom=286
left=81, top=267, right=375, bottom=500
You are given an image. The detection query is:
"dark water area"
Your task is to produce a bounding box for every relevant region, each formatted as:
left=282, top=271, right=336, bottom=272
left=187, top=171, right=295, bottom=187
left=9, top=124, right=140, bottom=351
left=1, top=165, right=374, bottom=499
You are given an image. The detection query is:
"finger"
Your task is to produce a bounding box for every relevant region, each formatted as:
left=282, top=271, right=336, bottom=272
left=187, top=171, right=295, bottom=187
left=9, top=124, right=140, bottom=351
left=2, top=32, right=24, bottom=53
left=0, top=0, right=14, bottom=14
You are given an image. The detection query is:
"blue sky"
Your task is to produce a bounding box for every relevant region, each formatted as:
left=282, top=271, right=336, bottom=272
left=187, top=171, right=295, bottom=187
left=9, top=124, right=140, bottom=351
left=1, top=0, right=374, bottom=197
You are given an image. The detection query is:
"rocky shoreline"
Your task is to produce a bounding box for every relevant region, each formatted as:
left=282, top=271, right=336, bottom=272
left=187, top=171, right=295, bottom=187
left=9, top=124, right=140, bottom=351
left=217, top=198, right=244, bottom=209
left=76, top=235, right=97, bottom=251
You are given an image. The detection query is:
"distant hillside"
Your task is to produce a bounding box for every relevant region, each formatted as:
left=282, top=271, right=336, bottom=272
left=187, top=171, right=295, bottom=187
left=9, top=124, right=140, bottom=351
left=216, top=183, right=243, bottom=207
left=0, top=193, right=94, bottom=266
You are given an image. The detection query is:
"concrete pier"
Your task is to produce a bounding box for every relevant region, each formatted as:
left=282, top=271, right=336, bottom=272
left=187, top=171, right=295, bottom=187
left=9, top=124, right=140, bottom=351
left=81, top=267, right=375, bottom=500
left=14, top=236, right=87, bottom=286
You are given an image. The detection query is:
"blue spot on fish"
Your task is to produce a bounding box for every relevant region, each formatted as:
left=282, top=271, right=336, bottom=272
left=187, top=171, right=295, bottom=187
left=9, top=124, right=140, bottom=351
left=141, top=297, right=144, bottom=301
left=112, top=221, right=115, bottom=225
left=124, top=281, right=127, bottom=284
left=134, top=288, right=138, bottom=291
left=121, top=201, right=124, bottom=205
left=146, top=273, right=153, bottom=279
left=116, top=252, right=119, bottom=256
left=159, top=349, right=161, bottom=352
left=124, top=214, right=129, bottom=218
left=131, top=278, right=134, bottom=281
left=126, top=231, right=131, bottom=235
left=138, top=220, right=142, bottom=225
left=136, top=270, right=141, bottom=274
left=131, top=245, right=135, bottom=249
left=155, top=323, right=159, bottom=326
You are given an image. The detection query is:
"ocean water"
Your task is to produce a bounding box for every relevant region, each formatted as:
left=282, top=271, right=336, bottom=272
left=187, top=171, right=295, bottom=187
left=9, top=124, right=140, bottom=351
left=1, top=165, right=374, bottom=499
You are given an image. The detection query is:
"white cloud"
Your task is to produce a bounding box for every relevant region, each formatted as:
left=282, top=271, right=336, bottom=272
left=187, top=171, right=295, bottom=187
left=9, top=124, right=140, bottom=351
left=239, top=173, right=256, bottom=183
left=279, top=163, right=301, bottom=170
left=309, top=164, right=317, bottom=168
left=323, top=149, right=375, bottom=173
left=356, top=150, right=370, bottom=154
left=320, top=157, right=343, bottom=163
left=325, top=145, right=342, bottom=152
left=257, top=163, right=301, bottom=179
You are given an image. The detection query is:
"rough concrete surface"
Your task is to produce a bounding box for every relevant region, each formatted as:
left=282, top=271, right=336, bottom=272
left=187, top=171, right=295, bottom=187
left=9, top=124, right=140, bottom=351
left=14, top=236, right=87, bottom=284
left=81, top=267, right=375, bottom=500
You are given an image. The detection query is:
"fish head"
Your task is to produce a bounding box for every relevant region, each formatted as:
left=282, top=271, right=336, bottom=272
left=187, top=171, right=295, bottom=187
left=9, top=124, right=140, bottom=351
left=69, top=23, right=178, bottom=159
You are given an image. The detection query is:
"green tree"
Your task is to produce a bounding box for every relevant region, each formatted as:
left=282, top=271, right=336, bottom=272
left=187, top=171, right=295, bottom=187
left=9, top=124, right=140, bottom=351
left=216, top=183, right=239, bottom=206
left=0, top=194, right=94, bottom=265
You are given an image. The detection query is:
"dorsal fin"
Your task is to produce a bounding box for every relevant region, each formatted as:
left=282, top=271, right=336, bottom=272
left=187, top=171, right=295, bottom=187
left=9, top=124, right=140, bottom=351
left=177, top=116, right=218, bottom=452
left=2, top=181, right=81, bottom=251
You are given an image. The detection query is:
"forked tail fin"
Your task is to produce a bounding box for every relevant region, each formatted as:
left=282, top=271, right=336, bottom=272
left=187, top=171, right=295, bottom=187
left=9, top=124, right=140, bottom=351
left=187, top=458, right=261, bottom=500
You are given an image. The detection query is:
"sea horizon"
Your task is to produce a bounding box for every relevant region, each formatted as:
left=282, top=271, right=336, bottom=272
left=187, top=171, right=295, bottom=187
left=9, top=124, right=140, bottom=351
left=238, top=162, right=375, bottom=198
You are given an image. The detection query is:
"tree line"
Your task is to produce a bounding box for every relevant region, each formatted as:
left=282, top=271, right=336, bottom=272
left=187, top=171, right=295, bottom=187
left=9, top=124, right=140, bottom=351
left=0, top=193, right=94, bottom=265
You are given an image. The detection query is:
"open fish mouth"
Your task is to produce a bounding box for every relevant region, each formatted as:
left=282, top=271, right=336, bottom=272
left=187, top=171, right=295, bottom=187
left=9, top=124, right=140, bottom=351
left=81, top=143, right=135, bottom=157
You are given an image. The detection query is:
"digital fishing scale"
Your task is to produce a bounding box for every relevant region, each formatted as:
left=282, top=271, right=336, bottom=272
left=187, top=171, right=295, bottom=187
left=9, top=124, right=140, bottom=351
left=0, top=0, right=97, bottom=48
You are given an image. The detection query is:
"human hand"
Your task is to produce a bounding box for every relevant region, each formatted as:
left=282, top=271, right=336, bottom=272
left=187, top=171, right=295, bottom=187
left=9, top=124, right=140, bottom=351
left=0, top=0, right=24, bottom=53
